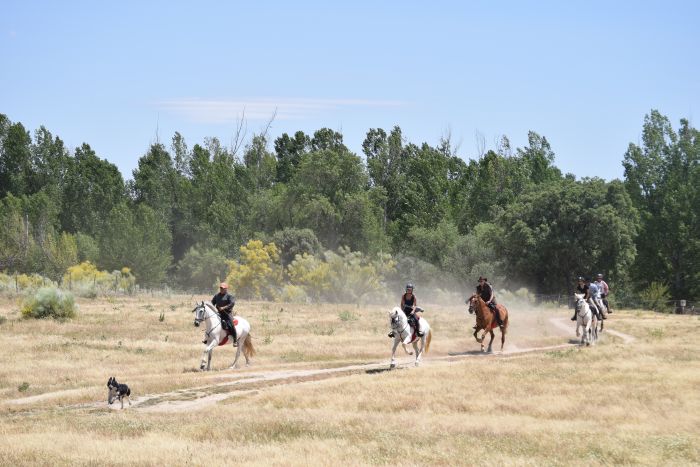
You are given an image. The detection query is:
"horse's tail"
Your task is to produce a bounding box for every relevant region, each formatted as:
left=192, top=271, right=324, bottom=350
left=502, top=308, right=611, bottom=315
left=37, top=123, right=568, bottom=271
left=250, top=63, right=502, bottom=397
left=243, top=333, right=256, bottom=359
left=425, top=330, right=432, bottom=353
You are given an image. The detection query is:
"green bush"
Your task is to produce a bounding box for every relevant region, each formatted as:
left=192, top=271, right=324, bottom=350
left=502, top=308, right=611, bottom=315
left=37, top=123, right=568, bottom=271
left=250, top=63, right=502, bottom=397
left=21, top=287, right=77, bottom=320
left=639, top=281, right=671, bottom=312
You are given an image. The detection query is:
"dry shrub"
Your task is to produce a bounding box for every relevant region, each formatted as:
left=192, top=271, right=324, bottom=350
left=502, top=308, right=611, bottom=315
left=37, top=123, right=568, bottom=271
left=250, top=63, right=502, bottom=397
left=21, top=287, right=76, bottom=320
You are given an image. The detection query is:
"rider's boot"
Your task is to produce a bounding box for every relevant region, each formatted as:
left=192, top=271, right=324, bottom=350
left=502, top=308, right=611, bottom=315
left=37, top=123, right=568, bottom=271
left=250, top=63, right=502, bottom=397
left=415, top=317, right=424, bottom=337
left=387, top=331, right=395, bottom=338
left=229, top=318, right=238, bottom=347
left=493, top=307, right=503, bottom=326
left=202, top=336, right=208, bottom=344
left=570, top=311, right=577, bottom=321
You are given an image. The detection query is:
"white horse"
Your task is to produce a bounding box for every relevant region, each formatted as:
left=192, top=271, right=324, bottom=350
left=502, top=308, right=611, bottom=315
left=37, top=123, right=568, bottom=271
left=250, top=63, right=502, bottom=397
left=574, top=293, right=596, bottom=346
left=389, top=307, right=432, bottom=368
left=192, top=301, right=255, bottom=371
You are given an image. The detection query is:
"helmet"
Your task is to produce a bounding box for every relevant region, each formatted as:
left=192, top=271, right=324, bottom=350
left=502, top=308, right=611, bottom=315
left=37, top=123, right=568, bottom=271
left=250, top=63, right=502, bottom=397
left=219, top=282, right=228, bottom=289
left=405, top=283, right=414, bottom=291
left=596, top=273, right=603, bottom=279
left=478, top=276, right=487, bottom=282
left=577, top=276, right=584, bottom=281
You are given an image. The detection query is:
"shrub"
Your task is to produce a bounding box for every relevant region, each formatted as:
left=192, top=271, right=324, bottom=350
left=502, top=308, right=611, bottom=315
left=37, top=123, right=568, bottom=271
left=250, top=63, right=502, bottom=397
left=62, top=262, right=135, bottom=296
left=21, top=287, right=77, bottom=320
left=225, top=240, right=284, bottom=300
left=278, top=284, right=309, bottom=303
left=640, top=282, right=672, bottom=312
left=175, top=246, right=228, bottom=291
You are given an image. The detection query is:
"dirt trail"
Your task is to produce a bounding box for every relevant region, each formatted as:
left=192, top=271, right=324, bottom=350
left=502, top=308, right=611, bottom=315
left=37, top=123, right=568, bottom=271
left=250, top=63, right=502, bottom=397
left=2, top=317, right=636, bottom=413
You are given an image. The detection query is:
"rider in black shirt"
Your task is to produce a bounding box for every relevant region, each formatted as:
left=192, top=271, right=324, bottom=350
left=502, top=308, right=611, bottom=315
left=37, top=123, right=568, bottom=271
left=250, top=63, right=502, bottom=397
left=388, top=283, right=423, bottom=337
left=209, top=282, right=237, bottom=346
left=478, top=276, right=503, bottom=326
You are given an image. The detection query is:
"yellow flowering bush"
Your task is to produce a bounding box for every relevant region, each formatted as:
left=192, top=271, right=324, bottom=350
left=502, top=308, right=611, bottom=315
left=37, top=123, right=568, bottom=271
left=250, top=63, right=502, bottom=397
left=225, top=240, right=284, bottom=300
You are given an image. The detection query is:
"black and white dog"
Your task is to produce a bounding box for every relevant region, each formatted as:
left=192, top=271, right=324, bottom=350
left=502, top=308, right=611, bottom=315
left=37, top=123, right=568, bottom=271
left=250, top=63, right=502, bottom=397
left=107, top=376, right=132, bottom=409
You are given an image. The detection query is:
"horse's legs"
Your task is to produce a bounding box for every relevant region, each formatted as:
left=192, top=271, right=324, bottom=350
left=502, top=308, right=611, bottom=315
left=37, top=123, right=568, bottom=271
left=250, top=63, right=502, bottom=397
left=230, top=346, right=242, bottom=369
left=402, top=343, right=413, bottom=355
left=202, top=339, right=217, bottom=371
left=390, top=338, right=401, bottom=368
left=413, top=340, right=422, bottom=366
left=473, top=328, right=480, bottom=343
left=500, top=325, right=506, bottom=352
left=241, top=333, right=251, bottom=366
left=487, top=330, right=495, bottom=353
left=230, top=332, right=249, bottom=369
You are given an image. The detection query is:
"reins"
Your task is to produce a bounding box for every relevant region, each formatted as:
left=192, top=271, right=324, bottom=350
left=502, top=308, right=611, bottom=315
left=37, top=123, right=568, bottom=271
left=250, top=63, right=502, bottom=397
left=195, top=303, right=222, bottom=337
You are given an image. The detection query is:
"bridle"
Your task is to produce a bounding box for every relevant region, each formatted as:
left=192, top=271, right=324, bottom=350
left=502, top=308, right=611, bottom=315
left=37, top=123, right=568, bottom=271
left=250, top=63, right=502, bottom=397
left=467, top=295, right=477, bottom=315
left=192, top=303, right=222, bottom=335
left=390, top=310, right=410, bottom=341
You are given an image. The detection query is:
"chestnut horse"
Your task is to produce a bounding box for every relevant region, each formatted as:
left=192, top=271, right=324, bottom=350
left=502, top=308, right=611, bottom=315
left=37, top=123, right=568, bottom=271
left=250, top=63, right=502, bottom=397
left=467, top=295, right=509, bottom=353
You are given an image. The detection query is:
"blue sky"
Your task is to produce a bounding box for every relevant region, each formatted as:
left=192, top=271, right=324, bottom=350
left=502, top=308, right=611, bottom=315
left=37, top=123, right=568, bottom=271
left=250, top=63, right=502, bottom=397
left=1, top=1, right=698, bottom=181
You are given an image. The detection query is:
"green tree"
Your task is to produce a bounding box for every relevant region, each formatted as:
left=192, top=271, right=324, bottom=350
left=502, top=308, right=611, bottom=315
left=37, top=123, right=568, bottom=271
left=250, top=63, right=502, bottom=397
left=175, top=245, right=228, bottom=291
left=271, top=228, right=321, bottom=266
left=274, top=131, right=310, bottom=183
left=99, top=203, right=173, bottom=287
left=623, top=110, right=699, bottom=298
left=60, top=143, right=126, bottom=237
left=495, top=178, right=638, bottom=294
left=0, top=119, right=32, bottom=196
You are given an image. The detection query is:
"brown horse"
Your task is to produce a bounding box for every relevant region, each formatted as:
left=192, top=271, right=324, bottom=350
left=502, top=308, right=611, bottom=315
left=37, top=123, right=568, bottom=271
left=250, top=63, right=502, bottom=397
left=468, top=295, right=509, bottom=353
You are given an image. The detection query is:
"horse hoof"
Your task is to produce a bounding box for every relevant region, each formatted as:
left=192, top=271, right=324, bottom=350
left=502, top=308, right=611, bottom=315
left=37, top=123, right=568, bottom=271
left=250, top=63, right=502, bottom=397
left=390, top=363, right=396, bottom=369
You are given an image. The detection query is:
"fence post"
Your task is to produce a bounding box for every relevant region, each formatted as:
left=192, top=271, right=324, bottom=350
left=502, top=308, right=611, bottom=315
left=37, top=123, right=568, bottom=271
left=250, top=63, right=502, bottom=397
left=676, top=299, right=686, bottom=314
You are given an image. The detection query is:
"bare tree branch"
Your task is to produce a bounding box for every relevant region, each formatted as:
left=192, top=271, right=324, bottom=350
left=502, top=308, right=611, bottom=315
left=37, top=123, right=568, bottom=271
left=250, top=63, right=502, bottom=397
left=474, top=129, right=486, bottom=158
left=260, top=107, right=278, bottom=142
left=230, top=107, right=248, bottom=157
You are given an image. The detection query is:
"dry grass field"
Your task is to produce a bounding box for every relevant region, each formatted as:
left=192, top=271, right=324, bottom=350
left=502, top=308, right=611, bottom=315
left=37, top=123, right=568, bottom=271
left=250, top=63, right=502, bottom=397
left=0, top=293, right=698, bottom=466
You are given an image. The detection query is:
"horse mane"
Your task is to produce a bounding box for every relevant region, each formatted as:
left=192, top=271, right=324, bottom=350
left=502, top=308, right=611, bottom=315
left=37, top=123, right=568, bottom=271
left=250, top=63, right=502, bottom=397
left=202, top=302, right=220, bottom=320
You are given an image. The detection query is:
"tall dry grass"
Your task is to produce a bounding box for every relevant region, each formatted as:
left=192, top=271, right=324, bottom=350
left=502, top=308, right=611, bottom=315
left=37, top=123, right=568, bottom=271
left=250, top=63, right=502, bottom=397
left=0, top=294, right=698, bottom=465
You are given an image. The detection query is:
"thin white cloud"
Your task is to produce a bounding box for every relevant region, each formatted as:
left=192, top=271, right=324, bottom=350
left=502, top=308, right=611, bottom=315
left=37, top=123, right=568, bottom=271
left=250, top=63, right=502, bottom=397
left=157, top=97, right=404, bottom=123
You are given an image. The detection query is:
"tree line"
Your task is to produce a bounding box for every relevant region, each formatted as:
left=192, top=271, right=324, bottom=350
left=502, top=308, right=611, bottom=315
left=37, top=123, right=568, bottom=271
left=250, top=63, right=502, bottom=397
left=0, top=110, right=697, bottom=302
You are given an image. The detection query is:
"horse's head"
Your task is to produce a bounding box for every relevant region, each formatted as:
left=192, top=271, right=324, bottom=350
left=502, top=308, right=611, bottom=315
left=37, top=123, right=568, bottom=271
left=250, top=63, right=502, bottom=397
left=573, top=293, right=586, bottom=313
left=389, top=306, right=404, bottom=329
left=192, top=301, right=206, bottom=327
left=467, top=294, right=477, bottom=314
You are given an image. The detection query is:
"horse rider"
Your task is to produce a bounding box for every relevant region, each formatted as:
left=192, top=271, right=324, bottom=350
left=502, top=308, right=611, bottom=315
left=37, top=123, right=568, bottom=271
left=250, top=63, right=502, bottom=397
left=595, top=273, right=611, bottom=313
left=205, top=282, right=237, bottom=346
left=587, top=276, right=606, bottom=320
left=478, top=276, right=503, bottom=326
left=388, top=283, right=423, bottom=337
left=572, top=276, right=599, bottom=320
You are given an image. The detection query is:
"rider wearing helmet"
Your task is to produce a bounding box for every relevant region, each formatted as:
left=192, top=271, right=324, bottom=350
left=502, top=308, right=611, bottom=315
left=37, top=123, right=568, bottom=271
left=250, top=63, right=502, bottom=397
left=388, top=283, right=423, bottom=338
left=210, top=282, right=237, bottom=346
left=478, top=276, right=503, bottom=326
left=587, top=276, right=605, bottom=320
left=595, top=273, right=611, bottom=313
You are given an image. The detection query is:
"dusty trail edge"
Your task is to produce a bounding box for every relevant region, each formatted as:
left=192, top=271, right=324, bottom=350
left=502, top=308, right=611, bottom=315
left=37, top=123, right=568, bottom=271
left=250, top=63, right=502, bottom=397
left=3, top=317, right=635, bottom=413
